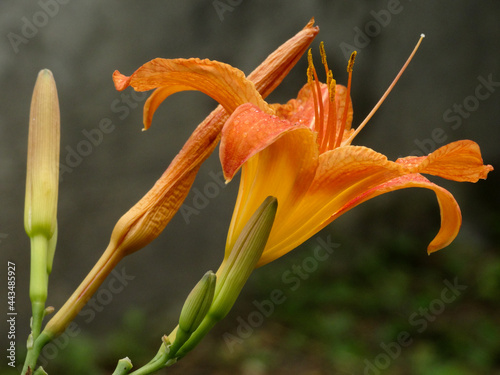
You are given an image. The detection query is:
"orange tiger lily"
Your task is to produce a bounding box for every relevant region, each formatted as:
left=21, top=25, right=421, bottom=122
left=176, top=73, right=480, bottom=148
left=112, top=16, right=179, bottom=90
left=220, top=36, right=493, bottom=267
left=114, top=34, right=492, bottom=271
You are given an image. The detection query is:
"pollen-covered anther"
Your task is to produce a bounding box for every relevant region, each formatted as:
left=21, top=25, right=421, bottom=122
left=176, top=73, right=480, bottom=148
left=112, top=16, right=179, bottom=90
left=347, top=51, right=357, bottom=72
left=333, top=51, right=356, bottom=148
left=319, top=41, right=330, bottom=76
left=307, top=49, right=322, bottom=139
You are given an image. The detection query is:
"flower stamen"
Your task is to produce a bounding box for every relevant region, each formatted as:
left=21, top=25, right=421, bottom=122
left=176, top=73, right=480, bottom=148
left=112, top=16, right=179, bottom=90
left=324, top=75, right=337, bottom=152
left=307, top=50, right=321, bottom=139
left=345, top=34, right=426, bottom=145
left=319, top=42, right=339, bottom=152
left=335, top=51, right=356, bottom=148
left=308, top=49, right=328, bottom=150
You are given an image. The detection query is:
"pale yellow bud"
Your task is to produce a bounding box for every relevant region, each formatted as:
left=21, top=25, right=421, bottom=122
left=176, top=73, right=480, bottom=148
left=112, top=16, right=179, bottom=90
left=24, top=69, right=60, bottom=239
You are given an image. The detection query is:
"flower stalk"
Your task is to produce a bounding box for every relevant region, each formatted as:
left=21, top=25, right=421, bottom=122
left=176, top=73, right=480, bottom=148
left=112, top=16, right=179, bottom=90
left=124, top=197, right=277, bottom=375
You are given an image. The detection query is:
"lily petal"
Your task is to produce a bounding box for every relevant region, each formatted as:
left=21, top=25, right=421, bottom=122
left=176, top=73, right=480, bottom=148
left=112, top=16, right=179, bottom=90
left=220, top=103, right=311, bottom=182
left=223, top=111, right=318, bottom=257
left=397, top=140, right=493, bottom=182
left=274, top=82, right=353, bottom=133
left=330, top=173, right=462, bottom=254
left=113, top=58, right=271, bottom=129
left=248, top=18, right=319, bottom=99
left=257, top=146, right=406, bottom=265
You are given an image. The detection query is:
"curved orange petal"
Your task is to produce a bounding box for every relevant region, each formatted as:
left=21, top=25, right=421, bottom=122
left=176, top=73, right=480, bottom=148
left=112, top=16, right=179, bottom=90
left=112, top=70, right=131, bottom=91
left=275, top=82, right=352, bottom=131
left=224, top=123, right=318, bottom=259
left=397, top=140, right=493, bottom=182
left=113, top=58, right=271, bottom=129
left=142, top=85, right=191, bottom=130
left=329, top=174, right=462, bottom=254
left=247, top=18, right=319, bottom=99
left=220, top=103, right=311, bottom=181
left=257, top=146, right=405, bottom=266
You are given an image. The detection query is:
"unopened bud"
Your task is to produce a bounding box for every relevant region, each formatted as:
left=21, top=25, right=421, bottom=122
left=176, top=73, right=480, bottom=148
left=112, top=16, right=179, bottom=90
left=179, top=271, right=216, bottom=334
left=174, top=197, right=277, bottom=359
left=170, top=271, right=216, bottom=356
left=210, top=196, right=277, bottom=320
left=24, top=69, right=60, bottom=240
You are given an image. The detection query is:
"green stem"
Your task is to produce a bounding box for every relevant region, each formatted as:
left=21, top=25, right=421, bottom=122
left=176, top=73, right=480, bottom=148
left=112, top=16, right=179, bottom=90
left=21, top=332, right=51, bottom=375
left=112, top=357, right=133, bottom=375
left=30, top=235, right=49, bottom=338
left=175, top=314, right=217, bottom=359
left=22, top=235, right=50, bottom=374
left=128, top=345, right=176, bottom=375
left=33, top=366, right=48, bottom=375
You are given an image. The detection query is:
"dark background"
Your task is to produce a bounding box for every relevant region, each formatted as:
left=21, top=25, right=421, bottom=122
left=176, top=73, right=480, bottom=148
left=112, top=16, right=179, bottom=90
left=1, top=1, right=499, bottom=374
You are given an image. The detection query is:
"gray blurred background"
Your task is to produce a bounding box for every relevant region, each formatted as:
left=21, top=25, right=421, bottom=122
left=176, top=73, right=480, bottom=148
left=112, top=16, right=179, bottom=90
left=1, top=1, right=499, bottom=374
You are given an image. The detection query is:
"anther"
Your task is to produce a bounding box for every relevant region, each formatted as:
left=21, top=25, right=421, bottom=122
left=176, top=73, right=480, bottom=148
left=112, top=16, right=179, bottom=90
left=347, top=51, right=357, bottom=73
left=319, top=41, right=329, bottom=76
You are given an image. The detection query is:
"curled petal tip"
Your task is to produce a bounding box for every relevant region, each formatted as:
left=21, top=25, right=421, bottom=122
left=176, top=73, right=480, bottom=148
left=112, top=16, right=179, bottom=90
left=427, top=246, right=440, bottom=255
left=112, top=70, right=132, bottom=91
left=305, top=17, right=318, bottom=31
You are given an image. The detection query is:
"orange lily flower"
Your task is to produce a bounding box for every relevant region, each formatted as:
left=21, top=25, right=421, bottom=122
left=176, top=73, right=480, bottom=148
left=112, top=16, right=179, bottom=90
left=219, top=36, right=493, bottom=267
left=111, top=34, right=492, bottom=270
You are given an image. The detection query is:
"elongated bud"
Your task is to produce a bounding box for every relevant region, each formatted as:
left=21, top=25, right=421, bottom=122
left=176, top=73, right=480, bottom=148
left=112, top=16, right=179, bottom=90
left=210, top=196, right=277, bottom=320
left=25, top=69, right=60, bottom=239
left=170, top=271, right=216, bottom=356
left=174, top=197, right=277, bottom=359
left=179, top=271, right=216, bottom=334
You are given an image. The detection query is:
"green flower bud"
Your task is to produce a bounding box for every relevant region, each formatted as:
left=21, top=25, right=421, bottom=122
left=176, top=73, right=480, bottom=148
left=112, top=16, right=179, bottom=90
left=179, top=271, right=216, bottom=334
left=210, top=196, right=277, bottom=320
left=174, top=196, right=277, bottom=359
left=170, top=271, right=216, bottom=356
